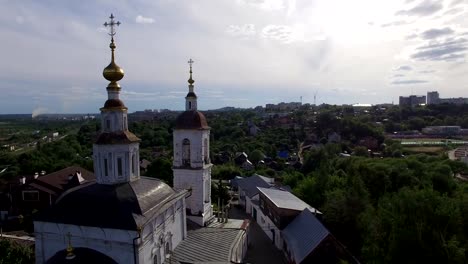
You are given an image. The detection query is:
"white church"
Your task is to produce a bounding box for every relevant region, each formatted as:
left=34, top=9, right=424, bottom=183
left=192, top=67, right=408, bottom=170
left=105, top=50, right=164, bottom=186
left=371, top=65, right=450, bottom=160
left=33, top=14, right=248, bottom=264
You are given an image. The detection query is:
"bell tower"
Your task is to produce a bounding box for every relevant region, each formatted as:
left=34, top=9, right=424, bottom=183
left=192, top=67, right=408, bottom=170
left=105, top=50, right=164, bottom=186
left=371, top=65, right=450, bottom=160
left=173, top=59, right=213, bottom=226
left=93, top=14, right=141, bottom=185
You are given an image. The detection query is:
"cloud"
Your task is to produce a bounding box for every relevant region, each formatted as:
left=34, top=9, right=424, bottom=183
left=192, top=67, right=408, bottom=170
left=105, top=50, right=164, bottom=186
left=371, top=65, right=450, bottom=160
left=406, top=33, right=419, bottom=40
left=450, top=0, right=466, bottom=7
left=391, top=80, right=428, bottom=85
left=135, top=15, right=155, bottom=24
left=396, top=0, right=443, bottom=17
left=411, top=38, right=467, bottom=61
left=381, top=20, right=412, bottom=27
left=226, top=24, right=256, bottom=38
left=261, top=25, right=293, bottom=43
left=421, top=27, right=454, bottom=39
left=393, top=74, right=405, bottom=78
left=395, top=65, right=413, bottom=71
left=419, top=70, right=435, bottom=73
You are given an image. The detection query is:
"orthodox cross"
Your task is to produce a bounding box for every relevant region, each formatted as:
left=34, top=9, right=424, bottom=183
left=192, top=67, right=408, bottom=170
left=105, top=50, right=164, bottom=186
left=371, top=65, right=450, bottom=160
left=188, top=58, right=194, bottom=72
left=103, top=13, right=121, bottom=37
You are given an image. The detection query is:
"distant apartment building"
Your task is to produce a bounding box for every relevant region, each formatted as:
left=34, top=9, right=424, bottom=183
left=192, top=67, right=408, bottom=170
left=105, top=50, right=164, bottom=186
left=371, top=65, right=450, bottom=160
left=426, top=91, right=468, bottom=105
left=399, top=95, right=426, bottom=107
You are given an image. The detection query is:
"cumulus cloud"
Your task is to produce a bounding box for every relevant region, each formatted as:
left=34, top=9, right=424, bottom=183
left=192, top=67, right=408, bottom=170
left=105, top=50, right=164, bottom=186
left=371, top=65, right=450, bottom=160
left=226, top=24, right=256, bottom=38
left=261, top=25, right=293, bottom=43
left=396, top=0, right=443, bottom=17
left=411, top=38, right=467, bottom=61
left=381, top=20, right=412, bottom=27
left=396, top=65, right=413, bottom=71
left=391, top=80, right=428, bottom=85
left=135, top=15, right=155, bottom=24
left=421, top=27, right=454, bottom=39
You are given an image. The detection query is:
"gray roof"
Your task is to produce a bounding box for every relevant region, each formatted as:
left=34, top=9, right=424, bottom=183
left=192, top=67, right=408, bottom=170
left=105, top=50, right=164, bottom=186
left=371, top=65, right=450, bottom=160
left=237, top=175, right=273, bottom=198
left=257, top=187, right=320, bottom=213
left=282, top=208, right=330, bottom=263
left=172, top=227, right=245, bottom=264
left=35, top=177, right=186, bottom=230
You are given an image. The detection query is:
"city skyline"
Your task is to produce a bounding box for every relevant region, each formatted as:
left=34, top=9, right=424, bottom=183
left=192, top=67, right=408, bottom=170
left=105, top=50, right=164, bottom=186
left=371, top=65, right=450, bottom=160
left=1, top=0, right=467, bottom=114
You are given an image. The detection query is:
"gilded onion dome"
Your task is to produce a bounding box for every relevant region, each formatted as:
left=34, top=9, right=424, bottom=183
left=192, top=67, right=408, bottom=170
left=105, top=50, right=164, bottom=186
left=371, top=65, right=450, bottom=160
left=103, top=40, right=124, bottom=83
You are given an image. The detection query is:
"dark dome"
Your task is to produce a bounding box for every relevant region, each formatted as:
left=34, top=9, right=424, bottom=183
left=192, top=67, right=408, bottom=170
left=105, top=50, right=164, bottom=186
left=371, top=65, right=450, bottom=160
left=35, top=177, right=177, bottom=230
left=46, top=247, right=118, bottom=264
left=186, top=91, right=197, bottom=98
left=103, top=99, right=125, bottom=108
left=175, top=110, right=209, bottom=130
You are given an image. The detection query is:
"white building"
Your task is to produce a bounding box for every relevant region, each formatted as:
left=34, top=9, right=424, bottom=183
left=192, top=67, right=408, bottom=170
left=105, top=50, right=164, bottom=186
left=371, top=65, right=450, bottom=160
left=172, top=59, right=213, bottom=227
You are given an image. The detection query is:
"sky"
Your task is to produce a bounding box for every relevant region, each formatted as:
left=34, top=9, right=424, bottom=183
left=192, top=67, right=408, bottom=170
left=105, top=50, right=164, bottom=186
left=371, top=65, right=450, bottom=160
left=0, top=0, right=467, bottom=114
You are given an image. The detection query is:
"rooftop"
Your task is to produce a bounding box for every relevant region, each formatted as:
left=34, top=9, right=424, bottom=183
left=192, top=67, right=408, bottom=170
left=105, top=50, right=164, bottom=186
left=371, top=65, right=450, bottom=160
left=282, top=208, right=329, bottom=263
left=257, top=187, right=320, bottom=213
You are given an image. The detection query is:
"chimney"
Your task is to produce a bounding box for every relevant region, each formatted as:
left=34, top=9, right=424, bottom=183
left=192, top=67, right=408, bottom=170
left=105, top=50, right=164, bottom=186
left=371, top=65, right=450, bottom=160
left=75, top=171, right=85, bottom=183
left=34, top=172, right=39, bottom=179
left=19, top=176, right=26, bottom=185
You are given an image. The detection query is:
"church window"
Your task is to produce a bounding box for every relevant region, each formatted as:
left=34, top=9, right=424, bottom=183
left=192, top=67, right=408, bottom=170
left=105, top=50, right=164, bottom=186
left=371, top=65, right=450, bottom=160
left=182, top=139, right=190, bottom=166
left=106, top=119, right=111, bottom=130
left=104, top=158, right=108, bottom=176
left=153, top=255, right=159, bottom=264
left=123, top=116, right=127, bottom=130
left=131, top=153, right=136, bottom=175
left=204, top=138, right=209, bottom=164
left=188, top=101, right=192, bottom=110
left=204, top=178, right=210, bottom=203
left=117, top=157, right=123, bottom=176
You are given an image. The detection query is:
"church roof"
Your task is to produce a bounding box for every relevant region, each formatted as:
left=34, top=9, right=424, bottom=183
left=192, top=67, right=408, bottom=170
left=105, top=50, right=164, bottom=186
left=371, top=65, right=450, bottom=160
left=175, top=110, right=209, bottom=130
left=172, top=227, right=246, bottom=263
left=186, top=91, right=197, bottom=98
left=95, top=131, right=140, bottom=144
left=35, top=177, right=186, bottom=230
left=103, top=98, right=125, bottom=108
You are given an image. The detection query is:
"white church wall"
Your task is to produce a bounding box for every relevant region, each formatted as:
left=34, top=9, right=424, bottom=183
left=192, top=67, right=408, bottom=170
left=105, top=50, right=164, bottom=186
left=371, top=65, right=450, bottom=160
left=93, top=143, right=140, bottom=184
left=173, top=168, right=211, bottom=217
left=173, top=129, right=210, bottom=168
left=34, top=221, right=137, bottom=264
left=138, top=198, right=186, bottom=264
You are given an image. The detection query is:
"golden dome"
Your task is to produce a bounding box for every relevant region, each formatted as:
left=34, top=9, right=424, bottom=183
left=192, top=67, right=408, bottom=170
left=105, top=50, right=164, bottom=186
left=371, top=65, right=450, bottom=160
left=103, top=61, right=124, bottom=82
left=103, top=41, right=124, bottom=82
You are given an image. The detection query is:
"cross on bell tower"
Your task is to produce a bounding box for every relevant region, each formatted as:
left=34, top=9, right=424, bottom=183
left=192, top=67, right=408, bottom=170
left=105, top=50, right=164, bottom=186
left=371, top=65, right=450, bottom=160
left=186, top=58, right=197, bottom=111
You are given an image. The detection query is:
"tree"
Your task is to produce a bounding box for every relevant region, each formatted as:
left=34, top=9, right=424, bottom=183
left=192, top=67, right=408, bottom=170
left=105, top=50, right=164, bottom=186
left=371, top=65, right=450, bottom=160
left=0, top=239, right=34, bottom=264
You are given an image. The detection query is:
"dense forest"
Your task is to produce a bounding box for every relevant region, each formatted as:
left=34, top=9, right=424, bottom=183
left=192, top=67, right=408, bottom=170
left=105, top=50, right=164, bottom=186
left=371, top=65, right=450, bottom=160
left=1, top=104, right=468, bottom=262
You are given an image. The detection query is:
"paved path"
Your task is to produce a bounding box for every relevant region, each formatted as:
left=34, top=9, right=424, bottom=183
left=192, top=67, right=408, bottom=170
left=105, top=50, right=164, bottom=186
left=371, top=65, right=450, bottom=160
left=229, top=205, right=286, bottom=264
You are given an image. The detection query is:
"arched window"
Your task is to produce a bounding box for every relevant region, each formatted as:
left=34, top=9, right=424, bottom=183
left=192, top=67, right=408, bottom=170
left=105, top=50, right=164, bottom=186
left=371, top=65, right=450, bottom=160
left=188, top=101, right=192, bottom=110
left=153, top=255, right=159, bottom=264
left=182, top=139, right=190, bottom=166
left=165, top=241, right=172, bottom=262
left=204, top=138, right=209, bottom=164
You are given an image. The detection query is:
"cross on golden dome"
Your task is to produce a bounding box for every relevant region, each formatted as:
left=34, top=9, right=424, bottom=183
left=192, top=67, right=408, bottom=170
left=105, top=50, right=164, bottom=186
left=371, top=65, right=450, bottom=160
left=188, top=58, right=195, bottom=85
left=103, top=13, right=121, bottom=39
